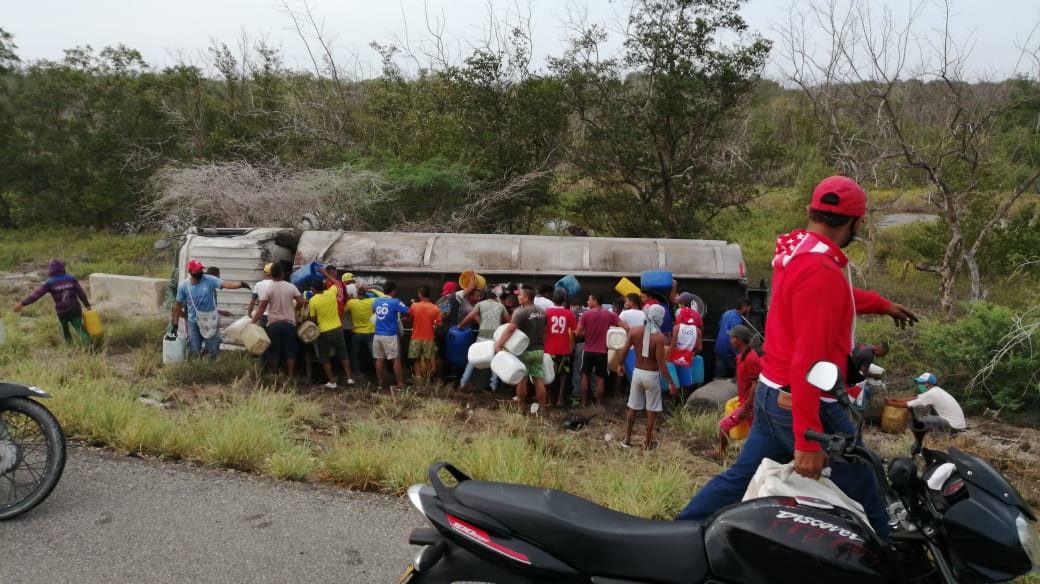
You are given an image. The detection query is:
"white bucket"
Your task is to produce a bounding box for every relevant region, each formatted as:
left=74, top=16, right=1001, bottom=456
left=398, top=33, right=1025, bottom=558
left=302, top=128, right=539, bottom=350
left=492, top=324, right=529, bottom=355
left=240, top=324, right=271, bottom=356
left=467, top=340, right=495, bottom=369
left=163, top=335, right=186, bottom=364
left=606, top=326, right=627, bottom=350
left=491, top=351, right=527, bottom=386
left=297, top=320, right=320, bottom=343
left=537, top=352, right=555, bottom=385
left=225, top=316, right=252, bottom=343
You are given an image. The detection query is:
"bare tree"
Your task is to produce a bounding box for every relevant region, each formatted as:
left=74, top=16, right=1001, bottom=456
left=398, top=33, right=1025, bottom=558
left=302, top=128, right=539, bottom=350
left=147, top=161, right=388, bottom=231
left=780, top=0, right=1040, bottom=314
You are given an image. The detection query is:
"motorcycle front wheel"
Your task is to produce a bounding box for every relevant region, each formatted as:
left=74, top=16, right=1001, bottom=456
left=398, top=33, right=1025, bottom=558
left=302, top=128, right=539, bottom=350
left=0, top=396, right=67, bottom=519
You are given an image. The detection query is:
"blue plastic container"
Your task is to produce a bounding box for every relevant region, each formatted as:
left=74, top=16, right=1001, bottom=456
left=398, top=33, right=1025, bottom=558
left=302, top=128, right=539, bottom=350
left=445, top=325, right=477, bottom=369
left=554, top=274, right=582, bottom=298
left=290, top=261, right=324, bottom=288
left=640, top=270, right=673, bottom=291
left=659, top=362, right=682, bottom=391
left=691, top=355, right=705, bottom=385
left=624, top=348, right=636, bottom=380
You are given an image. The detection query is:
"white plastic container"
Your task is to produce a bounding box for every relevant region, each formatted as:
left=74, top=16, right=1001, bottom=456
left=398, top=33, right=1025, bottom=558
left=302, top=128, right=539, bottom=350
left=163, top=335, right=186, bottom=364
left=491, top=351, right=527, bottom=386
left=536, top=352, right=555, bottom=385
left=606, top=326, right=627, bottom=350
left=492, top=324, right=529, bottom=355
left=240, top=323, right=271, bottom=356
left=225, top=316, right=252, bottom=343
left=467, top=340, right=496, bottom=369
left=297, top=320, right=320, bottom=343
left=868, top=363, right=885, bottom=377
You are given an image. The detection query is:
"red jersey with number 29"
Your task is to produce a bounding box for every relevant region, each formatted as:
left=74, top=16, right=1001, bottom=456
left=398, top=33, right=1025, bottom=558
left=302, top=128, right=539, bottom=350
left=544, top=307, right=577, bottom=355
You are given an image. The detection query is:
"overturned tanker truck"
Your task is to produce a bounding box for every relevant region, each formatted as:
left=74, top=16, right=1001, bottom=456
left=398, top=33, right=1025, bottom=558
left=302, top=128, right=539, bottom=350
left=176, top=228, right=766, bottom=377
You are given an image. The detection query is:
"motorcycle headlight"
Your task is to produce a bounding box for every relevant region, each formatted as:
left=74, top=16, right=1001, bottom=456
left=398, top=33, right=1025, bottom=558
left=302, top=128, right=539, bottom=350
left=1018, top=515, right=1040, bottom=573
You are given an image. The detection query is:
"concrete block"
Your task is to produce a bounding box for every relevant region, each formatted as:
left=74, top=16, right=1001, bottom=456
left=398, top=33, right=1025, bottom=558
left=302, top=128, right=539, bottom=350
left=89, top=273, right=169, bottom=315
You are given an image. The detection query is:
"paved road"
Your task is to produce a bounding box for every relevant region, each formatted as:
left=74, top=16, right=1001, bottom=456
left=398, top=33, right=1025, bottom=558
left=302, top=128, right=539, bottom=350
left=0, top=446, right=424, bottom=584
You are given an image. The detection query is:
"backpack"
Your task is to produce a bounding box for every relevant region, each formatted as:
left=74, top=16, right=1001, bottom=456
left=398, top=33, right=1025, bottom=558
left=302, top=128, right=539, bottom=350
left=436, top=293, right=461, bottom=328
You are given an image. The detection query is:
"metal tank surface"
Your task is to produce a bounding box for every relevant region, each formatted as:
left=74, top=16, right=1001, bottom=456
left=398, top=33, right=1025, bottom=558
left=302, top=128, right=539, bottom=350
left=293, top=230, right=763, bottom=340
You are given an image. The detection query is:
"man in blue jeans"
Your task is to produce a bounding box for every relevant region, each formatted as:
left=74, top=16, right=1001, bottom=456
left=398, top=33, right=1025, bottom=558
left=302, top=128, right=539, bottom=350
left=676, top=176, right=918, bottom=539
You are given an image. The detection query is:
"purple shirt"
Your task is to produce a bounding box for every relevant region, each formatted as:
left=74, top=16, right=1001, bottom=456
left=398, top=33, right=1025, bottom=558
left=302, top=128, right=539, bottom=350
left=21, top=274, right=89, bottom=316
left=579, top=307, right=621, bottom=353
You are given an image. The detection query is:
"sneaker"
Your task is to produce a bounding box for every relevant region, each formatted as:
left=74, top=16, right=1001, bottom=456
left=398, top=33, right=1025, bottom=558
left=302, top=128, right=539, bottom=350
left=645, top=440, right=661, bottom=452
left=323, top=382, right=338, bottom=389
left=346, top=378, right=355, bottom=386
left=620, top=441, right=632, bottom=449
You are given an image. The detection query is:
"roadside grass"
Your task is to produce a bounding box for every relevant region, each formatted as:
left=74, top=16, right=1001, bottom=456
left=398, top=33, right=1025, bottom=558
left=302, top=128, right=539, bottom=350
left=0, top=229, right=168, bottom=277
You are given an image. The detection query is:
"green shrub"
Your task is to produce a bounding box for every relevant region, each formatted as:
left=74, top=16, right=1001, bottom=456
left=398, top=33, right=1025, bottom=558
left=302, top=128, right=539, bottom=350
left=916, top=302, right=1040, bottom=412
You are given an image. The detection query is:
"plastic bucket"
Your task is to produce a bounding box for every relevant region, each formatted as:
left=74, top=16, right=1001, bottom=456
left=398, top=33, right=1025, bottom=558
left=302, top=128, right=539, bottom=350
left=659, top=363, right=682, bottom=391
left=446, top=325, right=477, bottom=369
left=537, top=352, right=555, bottom=385
left=83, top=309, right=103, bottom=337
left=491, top=351, right=527, bottom=385
left=606, top=326, right=627, bottom=350
left=467, top=339, right=496, bottom=369
left=615, top=277, right=640, bottom=297
left=459, top=270, right=487, bottom=290
left=493, top=324, right=529, bottom=355
left=690, top=355, right=705, bottom=385
left=290, top=260, right=324, bottom=288
left=554, top=275, right=581, bottom=298
left=624, top=348, right=636, bottom=380
left=297, top=320, right=320, bottom=343
left=640, top=271, right=673, bottom=291
left=240, top=323, right=271, bottom=356
left=723, top=396, right=752, bottom=440
left=881, top=398, right=910, bottom=434
left=163, top=335, right=186, bottom=364
left=225, top=316, right=252, bottom=342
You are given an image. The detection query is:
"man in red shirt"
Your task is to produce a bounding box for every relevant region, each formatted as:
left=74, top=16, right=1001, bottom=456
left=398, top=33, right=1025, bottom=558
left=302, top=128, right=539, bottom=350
left=675, top=176, right=917, bottom=540
left=544, top=289, right=577, bottom=407
left=407, top=285, right=443, bottom=380
left=702, top=324, right=760, bottom=463
left=575, top=293, right=628, bottom=407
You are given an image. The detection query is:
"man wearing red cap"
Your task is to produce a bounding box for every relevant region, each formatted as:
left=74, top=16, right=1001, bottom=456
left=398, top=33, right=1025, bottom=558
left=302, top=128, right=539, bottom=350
left=171, top=259, right=250, bottom=359
left=676, top=176, right=917, bottom=540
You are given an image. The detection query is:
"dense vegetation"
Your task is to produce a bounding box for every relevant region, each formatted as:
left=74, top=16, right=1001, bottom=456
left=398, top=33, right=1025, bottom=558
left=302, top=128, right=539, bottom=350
left=0, top=0, right=1037, bottom=412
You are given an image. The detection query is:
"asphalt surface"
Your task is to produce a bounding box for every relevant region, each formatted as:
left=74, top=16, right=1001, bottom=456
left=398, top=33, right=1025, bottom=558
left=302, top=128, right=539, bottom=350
left=0, top=446, right=425, bottom=584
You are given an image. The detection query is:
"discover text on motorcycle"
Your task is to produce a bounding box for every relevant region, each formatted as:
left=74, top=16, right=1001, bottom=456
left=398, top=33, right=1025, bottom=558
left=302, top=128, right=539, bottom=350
left=0, top=382, right=67, bottom=520
left=396, top=361, right=1040, bottom=584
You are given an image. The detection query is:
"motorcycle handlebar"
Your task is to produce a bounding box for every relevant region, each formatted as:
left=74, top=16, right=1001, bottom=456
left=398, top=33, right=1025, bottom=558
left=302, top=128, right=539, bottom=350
left=803, top=429, right=831, bottom=445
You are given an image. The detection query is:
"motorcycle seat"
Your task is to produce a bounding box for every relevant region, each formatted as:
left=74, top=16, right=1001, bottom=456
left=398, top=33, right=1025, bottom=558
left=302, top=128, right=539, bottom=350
left=453, top=480, right=708, bottom=584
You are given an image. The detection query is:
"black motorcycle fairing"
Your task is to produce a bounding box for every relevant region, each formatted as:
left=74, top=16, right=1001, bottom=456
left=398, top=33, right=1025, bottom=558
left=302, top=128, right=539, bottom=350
left=940, top=481, right=1034, bottom=583
left=0, top=382, right=51, bottom=400
left=452, top=479, right=709, bottom=584
left=704, top=497, right=897, bottom=584
left=945, top=448, right=1035, bottom=520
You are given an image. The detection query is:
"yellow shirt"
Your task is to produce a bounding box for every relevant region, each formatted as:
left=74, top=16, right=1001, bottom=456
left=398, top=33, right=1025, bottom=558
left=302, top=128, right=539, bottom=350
left=308, top=286, right=341, bottom=333
left=345, top=290, right=384, bottom=334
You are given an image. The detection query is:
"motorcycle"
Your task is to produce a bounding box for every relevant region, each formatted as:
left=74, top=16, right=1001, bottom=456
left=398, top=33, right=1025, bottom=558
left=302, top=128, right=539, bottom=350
left=0, top=381, right=67, bottom=519
left=397, top=361, right=1040, bottom=583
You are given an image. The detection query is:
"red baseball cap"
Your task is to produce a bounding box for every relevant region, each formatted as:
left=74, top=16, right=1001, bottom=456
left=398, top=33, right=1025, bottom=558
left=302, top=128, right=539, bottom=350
left=810, top=176, right=867, bottom=217
left=442, top=282, right=458, bottom=296
left=187, top=259, right=205, bottom=272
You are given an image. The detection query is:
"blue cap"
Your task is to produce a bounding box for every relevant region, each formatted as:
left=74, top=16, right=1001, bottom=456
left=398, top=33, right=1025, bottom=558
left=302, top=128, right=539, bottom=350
left=914, top=372, right=937, bottom=385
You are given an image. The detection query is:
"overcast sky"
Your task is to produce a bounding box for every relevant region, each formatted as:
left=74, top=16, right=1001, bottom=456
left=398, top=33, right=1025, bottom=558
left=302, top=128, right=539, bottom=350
left=5, top=0, right=1039, bottom=80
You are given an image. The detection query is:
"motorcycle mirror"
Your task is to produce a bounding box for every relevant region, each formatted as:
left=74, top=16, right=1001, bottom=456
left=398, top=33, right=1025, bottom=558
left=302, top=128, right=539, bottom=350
left=806, top=361, right=841, bottom=392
